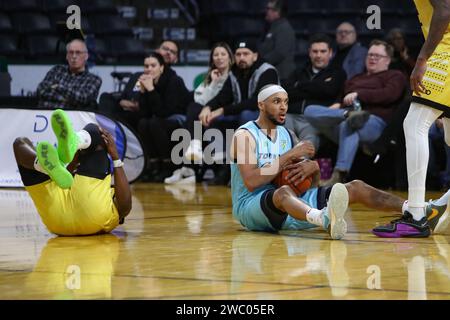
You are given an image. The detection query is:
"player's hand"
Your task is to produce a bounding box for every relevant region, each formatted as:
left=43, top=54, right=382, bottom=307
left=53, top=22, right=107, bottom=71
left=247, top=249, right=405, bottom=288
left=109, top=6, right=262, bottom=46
left=100, top=127, right=119, bottom=160
left=284, top=159, right=319, bottom=183
left=410, top=58, right=427, bottom=96
left=291, top=141, right=315, bottom=159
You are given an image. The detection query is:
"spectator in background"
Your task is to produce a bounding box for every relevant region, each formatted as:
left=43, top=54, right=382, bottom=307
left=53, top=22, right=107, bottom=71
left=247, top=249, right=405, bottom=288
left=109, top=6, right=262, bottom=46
left=386, top=28, right=416, bottom=77
left=305, top=40, right=407, bottom=186
left=331, top=22, right=368, bottom=79
left=284, top=34, right=347, bottom=151
left=258, top=0, right=296, bottom=81
left=156, top=40, right=179, bottom=66
left=37, top=39, right=101, bottom=110
left=137, top=52, right=191, bottom=182
left=165, top=42, right=234, bottom=184
left=189, top=39, right=279, bottom=185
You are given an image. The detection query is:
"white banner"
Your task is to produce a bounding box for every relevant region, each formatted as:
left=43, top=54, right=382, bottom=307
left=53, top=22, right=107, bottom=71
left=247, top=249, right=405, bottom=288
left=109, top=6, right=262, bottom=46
left=0, top=108, right=145, bottom=187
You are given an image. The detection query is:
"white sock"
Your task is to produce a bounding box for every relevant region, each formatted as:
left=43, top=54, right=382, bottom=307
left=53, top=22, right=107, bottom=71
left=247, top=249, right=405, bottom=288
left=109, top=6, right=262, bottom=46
left=76, top=130, right=91, bottom=150
left=432, top=189, right=450, bottom=207
left=33, top=158, right=48, bottom=175
left=404, top=103, right=442, bottom=220
left=409, top=206, right=425, bottom=221
left=402, top=200, right=408, bottom=215
left=306, top=208, right=324, bottom=227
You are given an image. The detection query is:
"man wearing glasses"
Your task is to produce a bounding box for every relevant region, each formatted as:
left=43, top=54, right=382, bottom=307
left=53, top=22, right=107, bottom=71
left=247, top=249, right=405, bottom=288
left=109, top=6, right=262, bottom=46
left=304, top=40, right=407, bottom=186
left=331, top=22, right=368, bottom=79
left=157, top=40, right=179, bottom=66
left=36, top=39, right=102, bottom=110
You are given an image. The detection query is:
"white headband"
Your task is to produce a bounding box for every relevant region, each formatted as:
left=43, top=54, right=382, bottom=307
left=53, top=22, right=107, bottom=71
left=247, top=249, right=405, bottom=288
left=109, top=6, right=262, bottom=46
left=257, top=85, right=287, bottom=102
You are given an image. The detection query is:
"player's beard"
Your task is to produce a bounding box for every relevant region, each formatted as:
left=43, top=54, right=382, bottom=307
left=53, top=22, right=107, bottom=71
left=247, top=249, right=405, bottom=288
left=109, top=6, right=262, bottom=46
left=267, top=113, right=284, bottom=126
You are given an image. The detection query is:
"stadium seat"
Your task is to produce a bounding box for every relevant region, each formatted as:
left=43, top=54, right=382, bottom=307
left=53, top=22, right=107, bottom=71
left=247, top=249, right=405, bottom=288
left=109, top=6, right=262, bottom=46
left=105, top=36, right=146, bottom=62
left=382, top=16, right=422, bottom=35
left=49, top=13, right=92, bottom=35
left=12, top=13, right=52, bottom=35
left=25, top=35, right=61, bottom=58
left=42, top=0, right=80, bottom=13
left=246, top=0, right=267, bottom=15
left=210, top=2, right=246, bottom=15
left=291, top=19, right=308, bottom=37
left=79, top=0, right=117, bottom=14
left=0, top=13, right=13, bottom=33
left=90, top=14, right=132, bottom=36
left=287, top=0, right=323, bottom=14
left=323, top=0, right=366, bottom=14
left=1, top=0, right=40, bottom=12
left=0, top=35, right=19, bottom=56
left=218, top=17, right=263, bottom=38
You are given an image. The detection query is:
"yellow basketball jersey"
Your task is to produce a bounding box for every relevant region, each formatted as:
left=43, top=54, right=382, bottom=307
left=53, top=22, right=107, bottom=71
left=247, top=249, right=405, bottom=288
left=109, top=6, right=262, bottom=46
left=26, top=174, right=119, bottom=236
left=414, top=0, right=450, bottom=48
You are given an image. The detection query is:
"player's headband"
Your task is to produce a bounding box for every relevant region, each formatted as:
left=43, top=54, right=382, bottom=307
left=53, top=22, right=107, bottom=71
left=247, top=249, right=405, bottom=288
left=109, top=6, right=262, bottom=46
left=257, top=85, right=287, bottom=102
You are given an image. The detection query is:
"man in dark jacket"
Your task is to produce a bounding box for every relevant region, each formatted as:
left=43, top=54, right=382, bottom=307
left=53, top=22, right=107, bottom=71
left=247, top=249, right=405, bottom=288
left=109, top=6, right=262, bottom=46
left=305, top=40, right=407, bottom=186
left=258, top=0, right=296, bottom=81
left=197, top=39, right=279, bottom=185
left=285, top=34, right=347, bottom=150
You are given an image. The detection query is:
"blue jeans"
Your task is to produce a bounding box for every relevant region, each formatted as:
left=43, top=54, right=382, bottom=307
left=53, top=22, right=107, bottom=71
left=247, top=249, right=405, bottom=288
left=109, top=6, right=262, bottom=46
left=304, top=105, right=386, bottom=172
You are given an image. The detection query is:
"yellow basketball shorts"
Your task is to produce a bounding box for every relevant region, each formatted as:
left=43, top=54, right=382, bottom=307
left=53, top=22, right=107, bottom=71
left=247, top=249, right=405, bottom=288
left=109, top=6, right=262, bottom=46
left=412, top=49, right=450, bottom=117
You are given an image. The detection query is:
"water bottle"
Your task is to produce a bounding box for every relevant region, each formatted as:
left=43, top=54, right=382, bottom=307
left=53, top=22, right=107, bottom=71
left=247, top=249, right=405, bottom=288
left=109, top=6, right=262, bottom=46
left=352, top=98, right=362, bottom=111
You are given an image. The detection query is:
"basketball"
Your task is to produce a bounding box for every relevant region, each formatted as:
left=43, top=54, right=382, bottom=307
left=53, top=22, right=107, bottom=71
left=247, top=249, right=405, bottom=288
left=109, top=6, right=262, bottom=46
left=273, top=169, right=313, bottom=195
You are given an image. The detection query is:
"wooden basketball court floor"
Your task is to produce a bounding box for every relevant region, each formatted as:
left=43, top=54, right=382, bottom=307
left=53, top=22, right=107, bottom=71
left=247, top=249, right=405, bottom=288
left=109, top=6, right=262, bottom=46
left=1, top=183, right=450, bottom=300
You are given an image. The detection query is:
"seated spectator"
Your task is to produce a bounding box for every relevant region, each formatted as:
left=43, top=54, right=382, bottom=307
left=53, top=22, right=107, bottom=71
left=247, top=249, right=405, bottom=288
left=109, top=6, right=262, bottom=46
left=386, top=28, right=416, bottom=77
left=37, top=39, right=102, bottom=110
left=137, top=52, right=191, bottom=182
left=284, top=34, right=347, bottom=150
left=165, top=42, right=234, bottom=184
left=331, top=22, right=368, bottom=79
left=156, top=40, right=180, bottom=66
left=98, top=40, right=181, bottom=131
left=185, top=39, right=280, bottom=185
left=258, top=0, right=296, bottom=81
left=304, top=40, right=407, bottom=186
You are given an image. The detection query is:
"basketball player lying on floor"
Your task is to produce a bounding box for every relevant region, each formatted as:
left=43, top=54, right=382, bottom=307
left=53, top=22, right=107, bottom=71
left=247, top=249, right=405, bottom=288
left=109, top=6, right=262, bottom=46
left=13, top=109, right=132, bottom=236
left=230, top=84, right=448, bottom=239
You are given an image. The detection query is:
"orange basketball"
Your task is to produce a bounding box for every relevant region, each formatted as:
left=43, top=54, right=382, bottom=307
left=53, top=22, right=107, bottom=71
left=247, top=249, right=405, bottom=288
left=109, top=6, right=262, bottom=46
left=273, top=169, right=313, bottom=195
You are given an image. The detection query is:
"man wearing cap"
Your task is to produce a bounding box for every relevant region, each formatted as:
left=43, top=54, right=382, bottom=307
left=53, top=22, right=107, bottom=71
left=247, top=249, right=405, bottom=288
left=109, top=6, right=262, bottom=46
left=194, top=39, right=279, bottom=185
left=258, top=0, right=296, bottom=81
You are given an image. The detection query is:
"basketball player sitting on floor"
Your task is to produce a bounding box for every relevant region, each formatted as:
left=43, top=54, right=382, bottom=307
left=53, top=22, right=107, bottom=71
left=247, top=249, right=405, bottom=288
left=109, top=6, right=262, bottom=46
left=13, top=109, right=132, bottom=236
left=230, top=84, right=449, bottom=239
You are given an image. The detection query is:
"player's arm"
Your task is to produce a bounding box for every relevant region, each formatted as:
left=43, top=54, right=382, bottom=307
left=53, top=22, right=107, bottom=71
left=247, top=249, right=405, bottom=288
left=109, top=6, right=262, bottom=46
left=411, top=0, right=450, bottom=95
left=420, top=0, right=450, bottom=60
left=231, top=130, right=313, bottom=192
left=100, top=128, right=132, bottom=220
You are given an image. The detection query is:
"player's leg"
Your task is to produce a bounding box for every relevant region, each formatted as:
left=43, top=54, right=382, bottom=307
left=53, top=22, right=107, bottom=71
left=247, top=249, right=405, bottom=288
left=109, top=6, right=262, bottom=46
left=51, top=109, right=92, bottom=164
left=404, top=102, right=442, bottom=220
left=345, top=179, right=404, bottom=212
left=13, top=137, right=72, bottom=188
left=272, top=184, right=349, bottom=239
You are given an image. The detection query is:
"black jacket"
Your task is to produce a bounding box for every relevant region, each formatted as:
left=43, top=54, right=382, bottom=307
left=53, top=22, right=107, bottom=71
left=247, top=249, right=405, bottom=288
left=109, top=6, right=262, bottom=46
left=139, top=67, right=190, bottom=118
left=285, top=63, right=347, bottom=114
left=207, top=59, right=279, bottom=116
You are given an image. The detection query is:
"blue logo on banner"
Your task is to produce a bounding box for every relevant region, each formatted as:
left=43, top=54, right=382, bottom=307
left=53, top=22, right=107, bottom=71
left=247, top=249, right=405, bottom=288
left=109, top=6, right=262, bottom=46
left=34, top=115, right=48, bottom=133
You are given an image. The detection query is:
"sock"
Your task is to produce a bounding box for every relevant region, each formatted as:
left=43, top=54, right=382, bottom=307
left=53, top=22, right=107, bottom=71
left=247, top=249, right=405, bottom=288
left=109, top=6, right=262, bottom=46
left=402, top=200, right=408, bottom=214
left=409, top=206, right=426, bottom=221
left=432, top=189, right=450, bottom=207
left=33, top=157, right=48, bottom=175
left=306, top=208, right=324, bottom=227
left=76, top=130, right=91, bottom=150
left=404, top=103, right=441, bottom=221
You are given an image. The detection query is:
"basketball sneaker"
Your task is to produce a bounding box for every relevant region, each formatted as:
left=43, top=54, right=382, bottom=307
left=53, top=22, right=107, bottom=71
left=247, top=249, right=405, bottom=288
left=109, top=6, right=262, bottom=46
left=322, top=183, right=349, bottom=240
left=51, top=109, right=79, bottom=164
left=372, top=211, right=431, bottom=238
left=426, top=201, right=450, bottom=234
left=36, top=141, right=73, bottom=189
